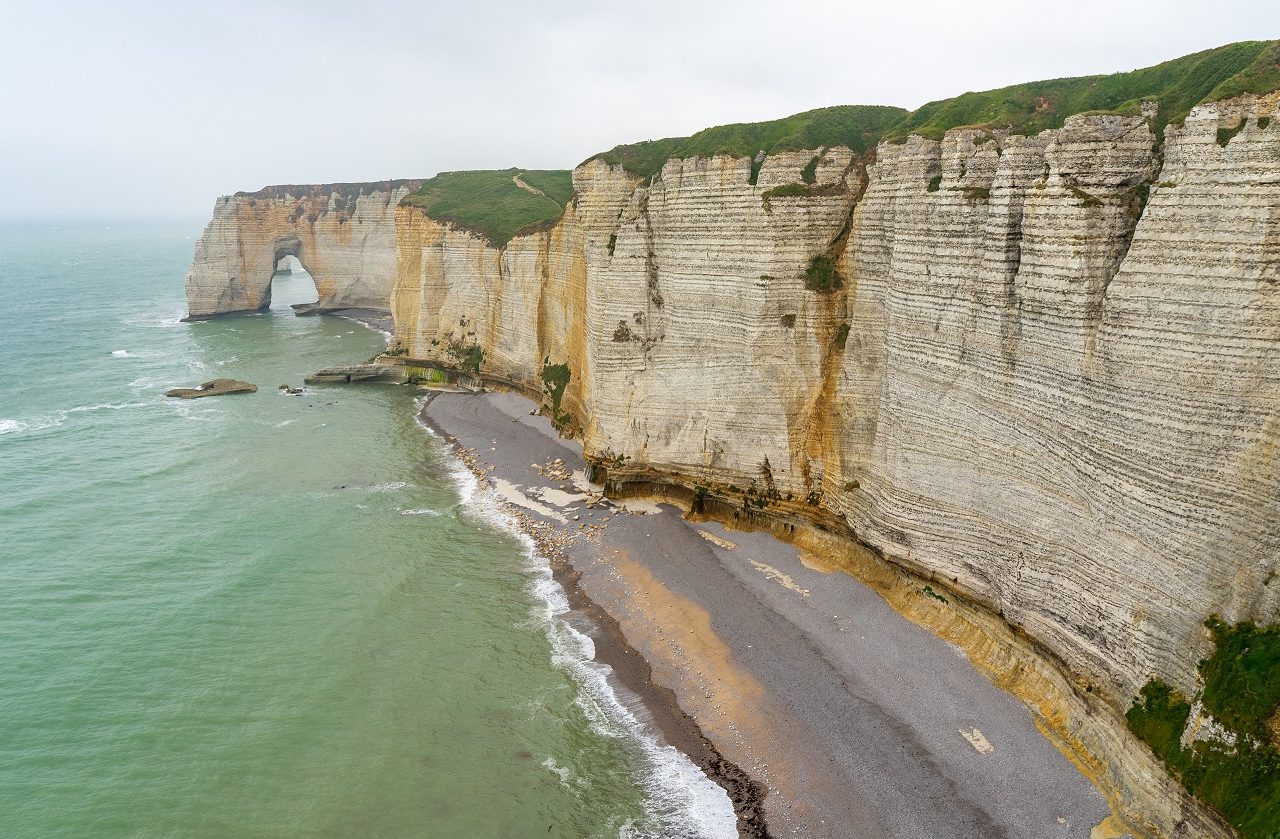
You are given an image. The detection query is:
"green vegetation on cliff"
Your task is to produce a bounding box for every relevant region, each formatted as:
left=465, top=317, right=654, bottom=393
left=514, top=169, right=575, bottom=207
left=1127, top=618, right=1280, bottom=838
left=589, top=105, right=909, bottom=179
left=399, top=42, right=1280, bottom=249
left=588, top=41, right=1279, bottom=180
left=1199, top=618, right=1280, bottom=744
left=446, top=338, right=484, bottom=374
left=1127, top=680, right=1192, bottom=765
left=884, top=40, right=1280, bottom=141
left=400, top=168, right=571, bottom=246
left=803, top=255, right=843, bottom=293
left=540, top=361, right=573, bottom=429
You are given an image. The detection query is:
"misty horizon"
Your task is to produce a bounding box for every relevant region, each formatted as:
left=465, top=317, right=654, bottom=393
left=3, top=0, right=1276, bottom=218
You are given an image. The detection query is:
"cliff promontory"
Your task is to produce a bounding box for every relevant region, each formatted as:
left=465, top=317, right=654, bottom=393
left=188, top=41, right=1280, bottom=837
left=185, top=180, right=424, bottom=318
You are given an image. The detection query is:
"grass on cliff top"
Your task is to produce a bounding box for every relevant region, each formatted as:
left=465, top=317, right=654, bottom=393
left=1127, top=618, right=1280, bottom=839
left=587, top=41, right=1280, bottom=179
left=513, top=169, right=574, bottom=206
left=588, top=105, right=910, bottom=179
left=884, top=40, right=1280, bottom=141
left=399, top=168, right=571, bottom=246
left=235, top=179, right=426, bottom=201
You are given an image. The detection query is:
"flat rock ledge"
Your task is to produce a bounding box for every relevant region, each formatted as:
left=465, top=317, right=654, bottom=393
left=305, top=363, right=403, bottom=384
left=165, top=378, right=258, bottom=399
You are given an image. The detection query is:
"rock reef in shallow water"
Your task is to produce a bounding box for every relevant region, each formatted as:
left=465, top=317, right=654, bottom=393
left=165, top=379, right=257, bottom=398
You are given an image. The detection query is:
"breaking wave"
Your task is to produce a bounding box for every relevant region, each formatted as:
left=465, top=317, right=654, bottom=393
left=412, top=397, right=737, bottom=839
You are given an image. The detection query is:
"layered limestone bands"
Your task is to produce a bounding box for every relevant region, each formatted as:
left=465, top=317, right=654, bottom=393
left=390, top=100, right=1278, bottom=710
left=835, top=100, right=1280, bottom=702
left=186, top=181, right=422, bottom=318
left=188, top=90, right=1278, bottom=837
left=382, top=96, right=1278, bottom=837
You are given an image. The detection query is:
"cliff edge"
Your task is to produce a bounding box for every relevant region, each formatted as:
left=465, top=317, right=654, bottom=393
left=185, top=180, right=423, bottom=318
left=187, top=41, right=1280, bottom=837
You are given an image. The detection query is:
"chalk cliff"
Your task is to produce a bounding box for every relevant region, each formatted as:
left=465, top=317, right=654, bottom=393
left=384, top=100, right=1278, bottom=839
left=185, top=180, right=422, bottom=318
left=187, top=44, right=1280, bottom=837
left=835, top=99, right=1280, bottom=704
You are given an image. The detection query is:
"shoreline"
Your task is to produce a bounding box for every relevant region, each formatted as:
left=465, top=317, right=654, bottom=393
left=319, top=312, right=765, bottom=832
left=418, top=396, right=769, bottom=837
left=324, top=307, right=394, bottom=338
left=418, top=388, right=1116, bottom=839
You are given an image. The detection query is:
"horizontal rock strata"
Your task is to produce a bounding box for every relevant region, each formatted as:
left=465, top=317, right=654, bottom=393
left=185, top=180, right=422, bottom=318
left=188, top=89, right=1279, bottom=837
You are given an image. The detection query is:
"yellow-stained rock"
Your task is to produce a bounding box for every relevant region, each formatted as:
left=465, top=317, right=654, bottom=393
left=186, top=91, right=1280, bottom=839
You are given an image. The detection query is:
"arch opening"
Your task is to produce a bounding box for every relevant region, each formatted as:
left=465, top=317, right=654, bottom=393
left=265, top=240, right=319, bottom=314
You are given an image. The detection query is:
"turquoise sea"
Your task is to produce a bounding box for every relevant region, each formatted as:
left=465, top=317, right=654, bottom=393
left=0, top=220, right=733, bottom=838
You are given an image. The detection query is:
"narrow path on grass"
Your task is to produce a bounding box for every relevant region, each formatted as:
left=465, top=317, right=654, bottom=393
left=512, top=173, right=560, bottom=208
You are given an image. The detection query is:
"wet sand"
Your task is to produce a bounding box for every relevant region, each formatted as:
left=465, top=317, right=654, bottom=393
left=421, top=390, right=1115, bottom=839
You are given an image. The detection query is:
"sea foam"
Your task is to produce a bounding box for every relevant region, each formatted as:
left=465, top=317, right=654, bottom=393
left=413, top=397, right=738, bottom=839
left=1, top=401, right=148, bottom=438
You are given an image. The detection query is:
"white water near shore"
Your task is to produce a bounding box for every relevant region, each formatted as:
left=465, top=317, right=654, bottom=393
left=1, top=220, right=703, bottom=838
left=414, top=400, right=739, bottom=838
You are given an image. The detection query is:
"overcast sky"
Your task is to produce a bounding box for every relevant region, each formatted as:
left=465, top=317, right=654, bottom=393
left=2, top=0, right=1276, bottom=218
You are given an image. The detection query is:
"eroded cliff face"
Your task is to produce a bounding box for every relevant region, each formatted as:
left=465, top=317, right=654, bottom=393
left=189, top=89, right=1277, bottom=836
left=380, top=94, right=1278, bottom=837
left=392, top=150, right=864, bottom=467
left=813, top=100, right=1278, bottom=835
left=391, top=160, right=639, bottom=424
left=831, top=100, right=1280, bottom=703
left=186, top=181, right=421, bottom=318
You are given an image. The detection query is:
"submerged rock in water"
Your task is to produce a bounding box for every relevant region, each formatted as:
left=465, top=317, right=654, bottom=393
left=165, top=378, right=257, bottom=399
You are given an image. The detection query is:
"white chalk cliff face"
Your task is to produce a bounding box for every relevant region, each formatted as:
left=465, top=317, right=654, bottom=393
left=185, top=181, right=421, bottom=318
left=833, top=101, right=1280, bottom=700
left=392, top=99, right=1277, bottom=702
left=189, top=91, right=1278, bottom=836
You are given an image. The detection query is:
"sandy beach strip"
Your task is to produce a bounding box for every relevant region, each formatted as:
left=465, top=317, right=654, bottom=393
left=421, top=389, right=1115, bottom=839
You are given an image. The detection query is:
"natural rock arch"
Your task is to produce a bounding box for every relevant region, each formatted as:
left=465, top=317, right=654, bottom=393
left=185, top=181, right=423, bottom=320
left=268, top=251, right=321, bottom=312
